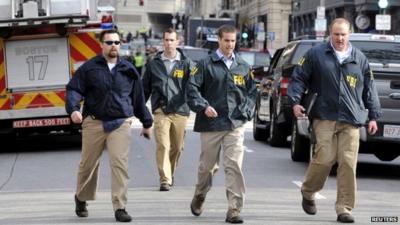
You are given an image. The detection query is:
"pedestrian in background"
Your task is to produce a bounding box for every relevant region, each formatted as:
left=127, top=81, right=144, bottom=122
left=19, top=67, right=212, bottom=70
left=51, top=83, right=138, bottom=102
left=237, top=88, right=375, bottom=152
left=187, top=24, right=257, bottom=224
left=134, top=51, right=145, bottom=76
left=142, top=28, right=194, bottom=191
left=66, top=29, right=153, bottom=223
left=288, top=18, right=381, bottom=223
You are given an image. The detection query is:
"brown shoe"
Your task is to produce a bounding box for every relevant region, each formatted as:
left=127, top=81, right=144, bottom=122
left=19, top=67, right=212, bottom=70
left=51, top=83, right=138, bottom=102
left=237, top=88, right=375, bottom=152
left=160, top=183, right=170, bottom=191
left=225, top=209, right=243, bottom=224
left=301, top=191, right=316, bottom=215
left=75, top=195, right=88, bottom=217
left=190, top=195, right=205, bottom=216
left=337, top=213, right=355, bottom=223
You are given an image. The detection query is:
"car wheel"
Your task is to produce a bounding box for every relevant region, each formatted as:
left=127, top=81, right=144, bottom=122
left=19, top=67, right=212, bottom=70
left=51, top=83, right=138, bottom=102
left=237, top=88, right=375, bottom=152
left=269, top=109, right=287, bottom=147
left=290, top=120, right=310, bottom=162
left=253, top=108, right=269, bottom=141
left=374, top=151, right=399, bottom=161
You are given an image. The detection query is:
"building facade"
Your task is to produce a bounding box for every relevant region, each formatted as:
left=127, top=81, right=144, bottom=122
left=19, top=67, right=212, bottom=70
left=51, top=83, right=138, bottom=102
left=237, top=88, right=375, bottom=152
left=292, top=0, right=400, bottom=39
left=235, top=0, right=291, bottom=50
left=99, top=0, right=185, bottom=38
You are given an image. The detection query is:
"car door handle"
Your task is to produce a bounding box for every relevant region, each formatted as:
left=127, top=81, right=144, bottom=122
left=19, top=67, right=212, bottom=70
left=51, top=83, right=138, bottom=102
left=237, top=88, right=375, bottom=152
left=389, top=93, right=400, bottom=100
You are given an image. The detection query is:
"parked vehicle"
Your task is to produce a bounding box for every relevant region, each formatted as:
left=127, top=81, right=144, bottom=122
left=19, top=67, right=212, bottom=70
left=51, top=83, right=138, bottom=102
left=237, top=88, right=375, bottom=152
left=252, top=48, right=282, bottom=141
left=267, top=40, right=323, bottom=146
left=238, top=48, right=271, bottom=82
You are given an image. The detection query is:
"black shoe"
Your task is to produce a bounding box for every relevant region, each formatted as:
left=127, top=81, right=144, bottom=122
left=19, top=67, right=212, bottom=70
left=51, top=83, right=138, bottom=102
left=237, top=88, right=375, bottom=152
left=337, top=213, right=354, bottom=223
left=75, top=195, right=88, bottom=217
left=190, top=195, right=205, bottom=216
left=225, top=209, right=243, bottom=224
left=225, top=216, right=244, bottom=224
left=301, top=192, right=317, bottom=215
left=160, top=183, right=171, bottom=191
left=115, top=209, right=132, bottom=222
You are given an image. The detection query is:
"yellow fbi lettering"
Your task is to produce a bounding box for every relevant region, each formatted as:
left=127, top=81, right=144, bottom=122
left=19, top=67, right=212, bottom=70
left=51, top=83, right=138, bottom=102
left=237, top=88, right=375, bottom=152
left=173, top=69, right=184, bottom=78
left=190, top=67, right=198, bottom=76
left=298, top=57, right=305, bottom=66
left=346, top=74, right=357, bottom=88
left=370, top=70, right=374, bottom=80
left=234, top=75, right=246, bottom=86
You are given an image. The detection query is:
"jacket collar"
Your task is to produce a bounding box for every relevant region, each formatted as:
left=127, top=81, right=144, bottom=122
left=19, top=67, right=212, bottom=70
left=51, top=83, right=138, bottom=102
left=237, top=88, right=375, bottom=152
left=93, top=54, right=132, bottom=69
left=210, top=50, right=247, bottom=65
left=324, top=42, right=357, bottom=64
left=154, top=48, right=189, bottom=61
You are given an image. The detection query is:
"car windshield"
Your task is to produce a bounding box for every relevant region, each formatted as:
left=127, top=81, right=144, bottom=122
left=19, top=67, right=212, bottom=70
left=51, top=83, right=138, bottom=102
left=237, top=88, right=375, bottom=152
left=351, top=41, right=400, bottom=64
left=239, top=51, right=270, bottom=67
left=290, top=42, right=321, bottom=64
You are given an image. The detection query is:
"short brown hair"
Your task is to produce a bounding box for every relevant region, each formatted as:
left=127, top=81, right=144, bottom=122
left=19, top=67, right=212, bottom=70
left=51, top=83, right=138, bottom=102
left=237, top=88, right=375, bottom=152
left=217, top=25, right=236, bottom=38
left=329, top=18, right=351, bottom=32
left=99, top=29, right=120, bottom=42
left=163, top=28, right=177, bottom=39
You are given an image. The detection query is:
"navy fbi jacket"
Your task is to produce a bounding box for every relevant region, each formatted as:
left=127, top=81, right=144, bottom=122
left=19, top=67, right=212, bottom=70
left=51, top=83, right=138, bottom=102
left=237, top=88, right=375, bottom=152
left=66, top=55, right=153, bottom=130
left=142, top=49, right=194, bottom=116
left=187, top=51, right=258, bottom=132
left=288, top=42, right=381, bottom=126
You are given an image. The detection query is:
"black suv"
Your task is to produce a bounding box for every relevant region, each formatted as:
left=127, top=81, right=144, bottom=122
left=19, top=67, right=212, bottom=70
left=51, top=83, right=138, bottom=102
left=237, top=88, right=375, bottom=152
left=252, top=48, right=282, bottom=141
left=265, top=40, right=323, bottom=146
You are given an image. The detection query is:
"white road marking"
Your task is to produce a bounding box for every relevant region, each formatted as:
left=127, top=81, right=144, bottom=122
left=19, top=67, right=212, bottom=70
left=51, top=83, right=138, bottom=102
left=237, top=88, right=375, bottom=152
left=243, top=146, right=254, bottom=153
left=292, top=181, right=327, bottom=199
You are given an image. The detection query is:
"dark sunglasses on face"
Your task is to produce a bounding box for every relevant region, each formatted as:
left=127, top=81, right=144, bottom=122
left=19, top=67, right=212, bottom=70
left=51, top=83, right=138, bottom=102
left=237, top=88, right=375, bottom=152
left=104, top=40, right=121, bottom=46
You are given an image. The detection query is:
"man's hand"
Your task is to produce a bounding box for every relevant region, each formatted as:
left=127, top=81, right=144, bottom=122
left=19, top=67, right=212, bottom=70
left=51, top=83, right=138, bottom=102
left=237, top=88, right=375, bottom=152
left=71, top=111, right=83, bottom=124
left=204, top=106, right=218, bottom=118
left=368, top=120, right=378, bottom=135
left=140, top=127, right=152, bottom=139
left=292, top=104, right=306, bottom=118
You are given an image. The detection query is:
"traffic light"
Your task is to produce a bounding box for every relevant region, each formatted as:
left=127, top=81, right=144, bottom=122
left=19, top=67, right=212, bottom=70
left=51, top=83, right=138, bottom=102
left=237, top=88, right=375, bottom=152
left=378, top=0, right=388, bottom=9
left=139, top=0, right=144, bottom=6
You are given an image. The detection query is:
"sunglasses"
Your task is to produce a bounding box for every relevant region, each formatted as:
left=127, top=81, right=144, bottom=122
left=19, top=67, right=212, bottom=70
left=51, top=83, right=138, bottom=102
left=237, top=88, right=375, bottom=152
left=103, top=40, right=121, bottom=45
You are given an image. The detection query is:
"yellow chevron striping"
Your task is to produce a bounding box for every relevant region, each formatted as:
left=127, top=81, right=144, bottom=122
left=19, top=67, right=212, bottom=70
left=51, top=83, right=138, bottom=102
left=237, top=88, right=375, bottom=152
left=13, top=93, right=38, bottom=109
left=69, top=34, right=97, bottom=60
left=42, top=92, right=65, bottom=107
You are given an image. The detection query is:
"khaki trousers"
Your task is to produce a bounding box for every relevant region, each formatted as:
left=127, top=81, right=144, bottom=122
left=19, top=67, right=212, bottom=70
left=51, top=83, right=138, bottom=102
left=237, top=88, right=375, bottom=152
left=75, top=117, right=132, bottom=211
left=302, top=119, right=359, bottom=215
left=154, top=108, right=188, bottom=185
left=194, top=126, right=246, bottom=211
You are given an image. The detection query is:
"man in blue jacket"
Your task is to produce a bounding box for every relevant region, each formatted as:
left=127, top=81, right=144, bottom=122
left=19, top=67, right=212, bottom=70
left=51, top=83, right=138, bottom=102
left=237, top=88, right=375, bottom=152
left=288, top=18, right=381, bottom=223
left=187, top=25, right=257, bottom=224
left=66, top=29, right=153, bottom=223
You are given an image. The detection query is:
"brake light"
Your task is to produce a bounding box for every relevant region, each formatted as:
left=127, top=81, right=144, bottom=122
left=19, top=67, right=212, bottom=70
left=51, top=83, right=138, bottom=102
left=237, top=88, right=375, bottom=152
left=101, top=15, right=113, bottom=23
left=280, top=77, right=290, bottom=96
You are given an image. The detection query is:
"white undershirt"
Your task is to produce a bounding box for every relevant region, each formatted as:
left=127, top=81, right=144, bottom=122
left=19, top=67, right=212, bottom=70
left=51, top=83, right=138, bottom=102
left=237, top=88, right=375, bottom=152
left=330, top=41, right=352, bottom=64
left=108, top=63, right=116, bottom=71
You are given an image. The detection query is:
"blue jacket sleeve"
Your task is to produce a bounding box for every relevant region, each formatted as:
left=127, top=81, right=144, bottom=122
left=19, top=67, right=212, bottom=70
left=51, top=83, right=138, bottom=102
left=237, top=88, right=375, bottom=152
left=361, top=62, right=381, bottom=120
left=186, top=60, right=209, bottom=113
left=132, top=77, right=153, bottom=128
left=65, top=66, right=85, bottom=114
left=142, top=62, right=152, bottom=102
left=288, top=50, right=313, bottom=106
left=241, top=69, right=258, bottom=120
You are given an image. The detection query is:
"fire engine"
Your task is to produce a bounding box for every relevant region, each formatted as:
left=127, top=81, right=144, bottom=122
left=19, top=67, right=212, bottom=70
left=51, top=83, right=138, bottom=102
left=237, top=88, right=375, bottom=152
left=0, top=0, right=104, bottom=141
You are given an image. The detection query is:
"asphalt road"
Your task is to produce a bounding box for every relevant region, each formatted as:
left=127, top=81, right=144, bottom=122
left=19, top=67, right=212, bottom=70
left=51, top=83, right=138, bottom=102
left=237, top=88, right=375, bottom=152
left=0, top=122, right=399, bottom=225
